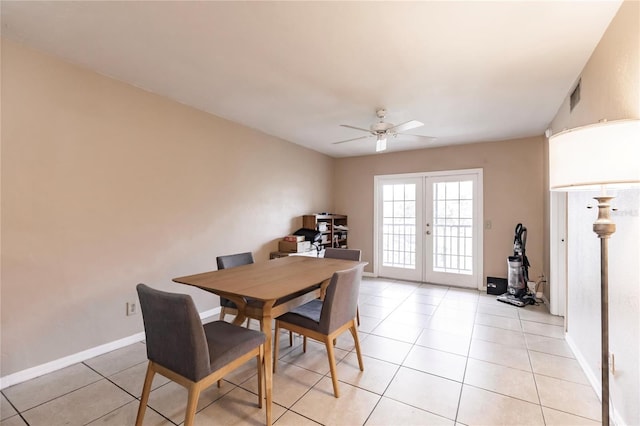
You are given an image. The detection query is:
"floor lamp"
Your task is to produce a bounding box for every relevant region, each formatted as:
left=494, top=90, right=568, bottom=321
left=549, top=118, right=640, bottom=426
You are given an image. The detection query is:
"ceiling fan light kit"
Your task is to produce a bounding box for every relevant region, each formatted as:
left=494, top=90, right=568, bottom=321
left=375, top=135, right=387, bottom=152
left=334, top=108, right=434, bottom=153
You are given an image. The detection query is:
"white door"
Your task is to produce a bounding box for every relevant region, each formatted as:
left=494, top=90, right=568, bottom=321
left=376, top=176, right=424, bottom=281
left=375, top=170, right=483, bottom=289
left=425, top=175, right=479, bottom=287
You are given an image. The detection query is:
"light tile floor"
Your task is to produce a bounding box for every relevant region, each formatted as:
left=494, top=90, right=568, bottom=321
left=1, top=278, right=602, bottom=426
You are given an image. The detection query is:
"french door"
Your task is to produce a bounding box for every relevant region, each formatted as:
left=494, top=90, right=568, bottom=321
left=377, top=176, right=424, bottom=281
left=375, top=169, right=483, bottom=289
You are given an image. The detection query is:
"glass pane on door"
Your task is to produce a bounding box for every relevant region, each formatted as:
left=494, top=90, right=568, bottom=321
left=382, top=183, right=416, bottom=269
left=432, top=180, right=473, bottom=275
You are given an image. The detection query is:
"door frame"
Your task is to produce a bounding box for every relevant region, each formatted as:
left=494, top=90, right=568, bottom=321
left=549, top=191, right=567, bottom=317
left=373, top=168, right=483, bottom=289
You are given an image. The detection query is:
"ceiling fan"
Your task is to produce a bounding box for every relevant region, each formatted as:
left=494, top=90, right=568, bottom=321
left=333, top=109, right=435, bottom=152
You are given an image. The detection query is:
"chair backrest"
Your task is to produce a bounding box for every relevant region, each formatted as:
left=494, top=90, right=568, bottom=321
left=319, top=264, right=364, bottom=334
left=136, top=284, right=211, bottom=381
left=216, top=252, right=254, bottom=270
left=324, top=248, right=361, bottom=261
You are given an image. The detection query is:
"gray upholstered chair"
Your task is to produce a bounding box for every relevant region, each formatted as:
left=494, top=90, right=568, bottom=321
left=273, top=264, right=365, bottom=398
left=216, top=252, right=254, bottom=324
left=323, top=247, right=361, bottom=261
left=323, top=248, right=362, bottom=325
left=135, top=284, right=265, bottom=426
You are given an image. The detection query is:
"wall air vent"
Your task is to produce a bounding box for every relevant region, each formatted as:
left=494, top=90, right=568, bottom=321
left=570, top=79, right=581, bottom=112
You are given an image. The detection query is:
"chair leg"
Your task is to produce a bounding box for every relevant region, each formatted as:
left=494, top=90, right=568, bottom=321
left=219, top=306, right=226, bottom=321
left=135, top=362, right=155, bottom=426
left=349, top=321, right=365, bottom=371
left=303, top=336, right=307, bottom=353
left=289, top=331, right=293, bottom=347
left=356, top=305, right=361, bottom=326
left=273, top=321, right=281, bottom=373
left=257, top=345, right=264, bottom=408
left=324, top=337, right=340, bottom=398
left=184, top=382, right=202, bottom=426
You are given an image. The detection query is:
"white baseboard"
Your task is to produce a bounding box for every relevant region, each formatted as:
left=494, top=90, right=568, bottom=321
left=541, top=293, right=550, bottom=306
left=0, top=332, right=145, bottom=390
left=565, top=333, right=601, bottom=398
left=0, top=307, right=220, bottom=390
left=565, top=333, right=623, bottom=426
left=198, top=308, right=219, bottom=320
left=363, top=271, right=376, bottom=277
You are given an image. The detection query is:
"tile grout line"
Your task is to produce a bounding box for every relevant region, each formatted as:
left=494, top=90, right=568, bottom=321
left=81, top=361, right=178, bottom=425
left=452, top=288, right=480, bottom=425
left=519, top=308, right=549, bottom=426
left=279, top=280, right=395, bottom=424
left=361, top=281, right=452, bottom=425
left=1, top=389, right=32, bottom=426
left=2, top=372, right=104, bottom=420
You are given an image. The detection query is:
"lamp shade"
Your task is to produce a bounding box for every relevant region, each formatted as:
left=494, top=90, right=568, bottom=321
left=549, top=119, right=640, bottom=191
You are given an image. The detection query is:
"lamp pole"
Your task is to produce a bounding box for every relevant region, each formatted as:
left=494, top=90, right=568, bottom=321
left=592, top=195, right=615, bottom=426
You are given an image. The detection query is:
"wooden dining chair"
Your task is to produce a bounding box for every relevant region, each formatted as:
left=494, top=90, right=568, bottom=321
left=135, top=284, right=266, bottom=426
left=216, top=252, right=255, bottom=326
left=273, top=264, right=365, bottom=398
left=323, top=248, right=362, bottom=325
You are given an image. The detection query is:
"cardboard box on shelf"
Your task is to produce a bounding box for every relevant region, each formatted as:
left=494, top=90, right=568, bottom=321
left=278, top=240, right=311, bottom=253
left=283, top=235, right=305, bottom=242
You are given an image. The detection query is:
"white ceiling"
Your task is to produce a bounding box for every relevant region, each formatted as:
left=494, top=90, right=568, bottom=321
left=0, top=1, right=622, bottom=157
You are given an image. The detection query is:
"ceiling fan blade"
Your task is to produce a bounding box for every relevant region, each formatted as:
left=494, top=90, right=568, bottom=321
left=389, top=120, right=424, bottom=133
left=340, top=124, right=372, bottom=133
left=400, top=133, right=437, bottom=141
left=332, top=135, right=372, bottom=145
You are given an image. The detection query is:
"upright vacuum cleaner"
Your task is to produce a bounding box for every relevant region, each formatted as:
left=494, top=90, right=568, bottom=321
left=497, top=223, right=536, bottom=307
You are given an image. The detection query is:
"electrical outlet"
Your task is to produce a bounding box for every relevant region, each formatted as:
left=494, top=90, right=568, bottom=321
left=484, top=220, right=492, bottom=230
left=126, top=301, right=138, bottom=316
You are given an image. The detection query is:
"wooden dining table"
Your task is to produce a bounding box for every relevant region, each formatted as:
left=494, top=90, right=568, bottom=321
left=172, top=255, right=366, bottom=426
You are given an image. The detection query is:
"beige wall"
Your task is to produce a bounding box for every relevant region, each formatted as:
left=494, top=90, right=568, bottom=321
left=334, top=136, right=545, bottom=286
left=0, top=39, right=334, bottom=376
left=548, top=2, right=639, bottom=424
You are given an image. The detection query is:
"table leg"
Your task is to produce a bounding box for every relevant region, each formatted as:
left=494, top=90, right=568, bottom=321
left=218, top=294, right=248, bottom=326
left=319, top=278, right=331, bottom=301
left=231, top=310, right=247, bottom=327
left=261, top=302, right=275, bottom=426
